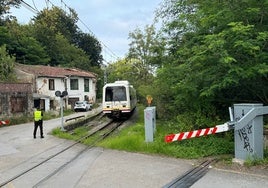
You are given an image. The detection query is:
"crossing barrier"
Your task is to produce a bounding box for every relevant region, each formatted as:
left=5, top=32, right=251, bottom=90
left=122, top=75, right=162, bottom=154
left=0, top=120, right=10, bottom=126
left=165, top=123, right=231, bottom=143
left=164, top=103, right=268, bottom=161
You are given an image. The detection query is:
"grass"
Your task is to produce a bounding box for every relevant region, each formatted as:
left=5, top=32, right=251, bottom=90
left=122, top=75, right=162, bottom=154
left=97, top=121, right=234, bottom=159
left=51, top=104, right=268, bottom=166
left=97, top=105, right=235, bottom=159
left=51, top=126, right=90, bottom=141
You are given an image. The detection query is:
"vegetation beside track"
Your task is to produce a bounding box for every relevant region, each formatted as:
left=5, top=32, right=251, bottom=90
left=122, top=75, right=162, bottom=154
left=97, top=105, right=235, bottom=159
left=51, top=105, right=268, bottom=166
left=3, top=109, right=74, bottom=126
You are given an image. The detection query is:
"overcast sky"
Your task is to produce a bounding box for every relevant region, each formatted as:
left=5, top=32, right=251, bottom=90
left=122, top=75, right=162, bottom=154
left=10, top=0, right=163, bottom=63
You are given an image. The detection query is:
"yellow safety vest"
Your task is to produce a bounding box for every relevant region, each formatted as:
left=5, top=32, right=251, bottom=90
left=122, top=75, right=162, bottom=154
left=34, top=110, right=42, bottom=121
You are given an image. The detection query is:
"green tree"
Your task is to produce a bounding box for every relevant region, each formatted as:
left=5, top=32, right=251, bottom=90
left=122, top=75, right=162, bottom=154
left=5, top=22, right=50, bottom=65
left=0, top=26, right=12, bottom=46
left=105, top=58, right=155, bottom=104
left=0, top=44, right=15, bottom=81
left=31, top=6, right=102, bottom=69
left=155, top=0, right=268, bottom=121
left=75, top=32, right=103, bottom=67
left=54, top=33, right=90, bottom=70
left=128, top=25, right=166, bottom=82
left=31, top=7, right=77, bottom=66
left=33, top=7, right=78, bottom=43
left=0, top=0, right=20, bottom=24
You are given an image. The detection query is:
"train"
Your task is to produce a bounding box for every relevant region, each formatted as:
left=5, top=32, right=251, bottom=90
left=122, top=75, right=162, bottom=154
left=102, top=80, right=137, bottom=119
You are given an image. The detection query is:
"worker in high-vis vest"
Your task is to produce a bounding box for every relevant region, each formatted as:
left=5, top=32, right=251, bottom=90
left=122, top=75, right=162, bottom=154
left=33, top=107, right=44, bottom=139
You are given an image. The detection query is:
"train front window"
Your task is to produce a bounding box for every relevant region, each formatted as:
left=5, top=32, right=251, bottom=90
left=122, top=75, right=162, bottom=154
left=105, top=86, right=126, bottom=101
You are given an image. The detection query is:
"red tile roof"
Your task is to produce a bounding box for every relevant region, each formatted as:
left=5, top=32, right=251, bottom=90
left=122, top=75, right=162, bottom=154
left=0, top=83, right=32, bottom=93
left=15, top=64, right=96, bottom=78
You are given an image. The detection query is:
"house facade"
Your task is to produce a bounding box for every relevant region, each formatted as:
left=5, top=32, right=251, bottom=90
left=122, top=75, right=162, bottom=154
left=0, top=83, right=33, bottom=118
left=15, top=63, right=97, bottom=111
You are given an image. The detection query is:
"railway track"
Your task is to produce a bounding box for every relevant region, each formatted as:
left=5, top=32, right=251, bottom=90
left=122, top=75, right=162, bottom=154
left=163, top=159, right=216, bottom=188
left=0, top=118, right=125, bottom=187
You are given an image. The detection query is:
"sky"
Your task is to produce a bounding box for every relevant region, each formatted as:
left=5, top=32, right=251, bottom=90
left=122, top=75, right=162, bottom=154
left=10, top=0, right=163, bottom=63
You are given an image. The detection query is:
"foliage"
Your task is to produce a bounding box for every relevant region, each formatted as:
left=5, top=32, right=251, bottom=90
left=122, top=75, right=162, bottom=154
left=0, top=0, right=20, bottom=23
left=0, top=44, right=16, bottom=81
left=154, top=0, right=268, bottom=120
left=30, top=7, right=102, bottom=69
left=98, top=105, right=234, bottom=159
left=4, top=22, right=50, bottom=65
left=128, top=24, right=166, bottom=71
left=52, top=128, right=76, bottom=140
left=75, top=31, right=103, bottom=67
left=105, top=58, right=155, bottom=104
left=104, top=25, right=165, bottom=104
left=3, top=109, right=74, bottom=126
left=33, top=7, right=79, bottom=44
left=0, top=4, right=103, bottom=72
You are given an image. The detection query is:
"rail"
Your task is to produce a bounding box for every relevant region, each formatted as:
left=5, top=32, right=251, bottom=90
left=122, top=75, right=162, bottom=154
left=163, top=159, right=215, bottom=188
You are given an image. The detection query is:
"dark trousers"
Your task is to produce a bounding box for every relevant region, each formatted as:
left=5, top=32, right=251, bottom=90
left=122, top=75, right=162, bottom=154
left=34, top=120, right=43, bottom=138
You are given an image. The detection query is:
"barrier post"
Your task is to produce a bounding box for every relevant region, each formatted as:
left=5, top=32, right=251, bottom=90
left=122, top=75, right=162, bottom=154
left=233, top=103, right=264, bottom=160
left=144, top=106, right=156, bottom=142
left=0, top=120, right=10, bottom=126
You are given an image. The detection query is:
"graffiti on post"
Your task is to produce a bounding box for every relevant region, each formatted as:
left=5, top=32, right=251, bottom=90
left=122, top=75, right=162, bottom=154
left=238, top=124, right=253, bottom=153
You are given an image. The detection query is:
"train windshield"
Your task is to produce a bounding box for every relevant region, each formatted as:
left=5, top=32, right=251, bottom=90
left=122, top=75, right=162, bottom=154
left=105, top=86, right=126, bottom=101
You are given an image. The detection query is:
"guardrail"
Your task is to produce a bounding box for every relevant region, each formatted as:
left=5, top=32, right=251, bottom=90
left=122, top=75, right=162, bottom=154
left=65, top=115, right=85, bottom=122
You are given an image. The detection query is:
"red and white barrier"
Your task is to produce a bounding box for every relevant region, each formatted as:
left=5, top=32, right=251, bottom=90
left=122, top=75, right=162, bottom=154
left=165, top=123, right=230, bottom=143
left=0, top=120, right=10, bottom=126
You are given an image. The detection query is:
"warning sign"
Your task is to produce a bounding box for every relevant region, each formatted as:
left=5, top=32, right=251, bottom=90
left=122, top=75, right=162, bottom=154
left=146, top=95, right=153, bottom=106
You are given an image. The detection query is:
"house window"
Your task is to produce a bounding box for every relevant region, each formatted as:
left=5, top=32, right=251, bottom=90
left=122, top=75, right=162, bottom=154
left=70, top=79, right=79, bottom=90
left=84, top=78, right=89, bottom=92
left=49, top=79, right=55, bottom=90
left=11, top=97, right=26, bottom=113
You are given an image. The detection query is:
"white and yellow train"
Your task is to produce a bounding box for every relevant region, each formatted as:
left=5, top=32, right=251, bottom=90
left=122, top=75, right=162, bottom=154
left=102, top=80, right=137, bottom=119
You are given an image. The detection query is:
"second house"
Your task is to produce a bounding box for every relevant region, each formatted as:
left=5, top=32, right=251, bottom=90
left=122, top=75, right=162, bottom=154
left=15, top=63, right=97, bottom=111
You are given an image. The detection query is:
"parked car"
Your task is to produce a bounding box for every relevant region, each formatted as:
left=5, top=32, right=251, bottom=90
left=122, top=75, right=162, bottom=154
left=74, top=101, right=92, bottom=112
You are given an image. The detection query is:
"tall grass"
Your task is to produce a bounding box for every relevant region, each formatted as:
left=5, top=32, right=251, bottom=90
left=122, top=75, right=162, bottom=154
left=97, top=105, right=235, bottom=159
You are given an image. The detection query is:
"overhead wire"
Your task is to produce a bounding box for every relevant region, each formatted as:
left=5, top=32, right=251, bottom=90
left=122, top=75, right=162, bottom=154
left=18, top=0, right=120, bottom=63
left=19, top=0, right=39, bottom=14
left=42, top=0, right=120, bottom=63
left=31, top=0, right=39, bottom=12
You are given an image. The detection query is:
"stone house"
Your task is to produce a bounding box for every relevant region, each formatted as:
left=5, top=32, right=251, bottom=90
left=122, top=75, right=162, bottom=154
left=14, top=63, right=97, bottom=111
left=0, top=83, right=33, bottom=118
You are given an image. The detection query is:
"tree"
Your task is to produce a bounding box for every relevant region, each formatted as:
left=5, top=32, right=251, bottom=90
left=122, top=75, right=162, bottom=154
left=0, top=44, right=15, bottom=81
left=31, top=7, right=102, bottom=69
left=155, top=0, right=268, bottom=121
left=104, top=58, right=155, bottom=104
left=31, top=7, right=78, bottom=66
left=33, top=7, right=78, bottom=43
left=53, top=33, right=91, bottom=70
left=75, top=32, right=103, bottom=67
left=0, top=0, right=20, bottom=24
left=127, top=25, right=166, bottom=82
left=4, top=22, right=50, bottom=65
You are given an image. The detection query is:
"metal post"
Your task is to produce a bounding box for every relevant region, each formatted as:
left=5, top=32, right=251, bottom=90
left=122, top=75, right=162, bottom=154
left=233, top=104, right=265, bottom=160
left=60, top=97, right=65, bottom=131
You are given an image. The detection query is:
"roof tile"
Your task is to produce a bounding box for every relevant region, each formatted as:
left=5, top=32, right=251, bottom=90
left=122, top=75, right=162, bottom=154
left=15, top=64, right=96, bottom=78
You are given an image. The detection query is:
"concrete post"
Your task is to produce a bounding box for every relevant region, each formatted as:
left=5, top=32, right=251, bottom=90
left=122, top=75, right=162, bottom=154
left=144, top=106, right=156, bottom=142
